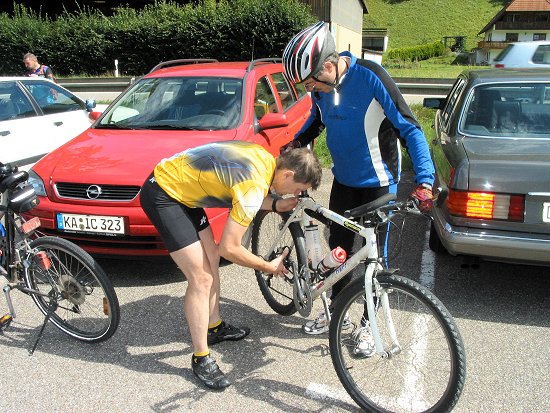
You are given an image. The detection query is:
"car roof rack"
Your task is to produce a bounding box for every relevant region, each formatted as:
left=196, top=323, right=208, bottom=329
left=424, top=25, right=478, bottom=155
left=148, top=59, right=219, bottom=74
left=246, top=58, right=282, bottom=72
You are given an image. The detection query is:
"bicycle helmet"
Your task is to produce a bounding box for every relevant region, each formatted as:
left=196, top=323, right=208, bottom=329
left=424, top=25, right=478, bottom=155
left=283, top=21, right=336, bottom=84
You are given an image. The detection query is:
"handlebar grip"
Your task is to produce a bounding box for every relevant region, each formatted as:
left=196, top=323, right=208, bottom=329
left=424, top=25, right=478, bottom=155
left=0, top=170, right=28, bottom=193
left=344, top=193, right=397, bottom=218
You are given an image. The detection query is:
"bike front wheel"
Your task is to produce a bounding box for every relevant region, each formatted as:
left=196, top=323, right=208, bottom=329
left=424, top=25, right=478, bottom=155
left=251, top=210, right=307, bottom=316
left=24, top=236, right=120, bottom=343
left=329, top=274, right=466, bottom=413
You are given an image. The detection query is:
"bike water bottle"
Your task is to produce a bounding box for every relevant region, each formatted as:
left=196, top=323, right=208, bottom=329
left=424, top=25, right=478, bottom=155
left=304, top=221, right=323, bottom=269
left=318, top=247, right=347, bottom=275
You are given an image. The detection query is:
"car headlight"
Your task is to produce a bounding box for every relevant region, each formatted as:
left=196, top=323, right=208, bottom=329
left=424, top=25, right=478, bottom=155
left=27, top=169, right=47, bottom=196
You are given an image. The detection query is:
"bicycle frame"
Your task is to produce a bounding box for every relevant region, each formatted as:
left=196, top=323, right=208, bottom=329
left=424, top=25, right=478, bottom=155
left=264, top=194, right=401, bottom=357
left=1, top=211, right=49, bottom=315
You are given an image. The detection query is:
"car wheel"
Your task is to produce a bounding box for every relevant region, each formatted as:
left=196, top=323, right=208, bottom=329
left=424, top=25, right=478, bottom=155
left=429, top=221, right=447, bottom=254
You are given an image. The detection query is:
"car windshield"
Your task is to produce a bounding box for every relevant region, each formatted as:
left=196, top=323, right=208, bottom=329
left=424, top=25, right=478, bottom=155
left=97, top=77, right=243, bottom=131
left=460, top=83, right=550, bottom=138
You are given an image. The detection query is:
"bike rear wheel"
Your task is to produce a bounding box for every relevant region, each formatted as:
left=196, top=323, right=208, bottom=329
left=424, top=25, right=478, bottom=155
left=329, top=274, right=466, bottom=413
left=251, top=210, right=306, bottom=316
left=24, top=236, right=120, bottom=343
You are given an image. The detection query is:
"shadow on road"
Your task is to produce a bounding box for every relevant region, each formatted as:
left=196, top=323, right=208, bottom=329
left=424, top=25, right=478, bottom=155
left=0, top=293, right=360, bottom=412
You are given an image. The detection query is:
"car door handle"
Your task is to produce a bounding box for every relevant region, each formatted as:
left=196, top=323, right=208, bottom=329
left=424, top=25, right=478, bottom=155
left=54, top=121, right=63, bottom=126
left=0, top=130, right=10, bottom=136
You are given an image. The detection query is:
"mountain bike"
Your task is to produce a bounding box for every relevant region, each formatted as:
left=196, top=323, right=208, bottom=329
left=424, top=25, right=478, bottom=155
left=251, top=191, right=466, bottom=413
left=0, top=162, right=120, bottom=354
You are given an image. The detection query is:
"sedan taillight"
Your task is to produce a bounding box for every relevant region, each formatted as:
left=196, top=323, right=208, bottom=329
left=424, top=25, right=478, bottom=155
left=447, top=189, right=524, bottom=221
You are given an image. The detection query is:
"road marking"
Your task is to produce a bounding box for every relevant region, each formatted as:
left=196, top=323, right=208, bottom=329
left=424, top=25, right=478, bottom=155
left=398, top=230, right=432, bottom=410
left=305, top=382, right=353, bottom=404
left=419, top=228, right=435, bottom=290
left=397, top=315, right=429, bottom=411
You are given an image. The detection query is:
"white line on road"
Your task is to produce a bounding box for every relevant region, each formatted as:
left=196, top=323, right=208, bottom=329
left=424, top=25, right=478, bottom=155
left=419, top=228, right=436, bottom=290
left=305, top=382, right=353, bottom=404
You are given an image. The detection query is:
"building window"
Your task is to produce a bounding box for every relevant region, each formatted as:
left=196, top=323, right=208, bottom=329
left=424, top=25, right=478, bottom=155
left=535, top=13, right=549, bottom=22
left=534, top=33, right=547, bottom=41
left=363, top=37, right=385, bottom=52
left=505, top=33, right=519, bottom=42
left=504, top=13, right=520, bottom=22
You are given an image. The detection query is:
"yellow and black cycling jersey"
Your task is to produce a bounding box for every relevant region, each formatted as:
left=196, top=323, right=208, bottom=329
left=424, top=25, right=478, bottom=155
left=154, top=141, right=275, bottom=227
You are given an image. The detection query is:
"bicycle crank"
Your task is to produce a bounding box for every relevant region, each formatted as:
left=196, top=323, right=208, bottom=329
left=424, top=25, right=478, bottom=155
left=292, top=263, right=312, bottom=317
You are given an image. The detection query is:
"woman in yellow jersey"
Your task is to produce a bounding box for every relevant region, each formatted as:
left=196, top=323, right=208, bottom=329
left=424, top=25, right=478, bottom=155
left=140, top=141, right=322, bottom=390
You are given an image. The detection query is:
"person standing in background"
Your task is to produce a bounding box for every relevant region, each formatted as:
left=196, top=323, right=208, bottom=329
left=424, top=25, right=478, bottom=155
left=23, top=53, right=57, bottom=82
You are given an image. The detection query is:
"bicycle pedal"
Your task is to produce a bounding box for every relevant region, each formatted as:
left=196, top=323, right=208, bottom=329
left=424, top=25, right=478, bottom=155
left=0, top=313, right=13, bottom=329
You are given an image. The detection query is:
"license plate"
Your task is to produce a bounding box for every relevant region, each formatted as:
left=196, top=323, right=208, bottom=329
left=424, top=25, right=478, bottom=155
left=56, top=213, right=125, bottom=235
left=543, top=203, right=550, bottom=223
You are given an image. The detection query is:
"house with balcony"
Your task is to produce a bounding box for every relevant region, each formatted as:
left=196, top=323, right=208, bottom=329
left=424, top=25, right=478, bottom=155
left=300, top=0, right=368, bottom=56
left=476, top=0, right=550, bottom=64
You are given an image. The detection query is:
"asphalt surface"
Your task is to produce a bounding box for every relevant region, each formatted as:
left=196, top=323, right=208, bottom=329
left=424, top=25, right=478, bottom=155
left=1, top=170, right=549, bottom=413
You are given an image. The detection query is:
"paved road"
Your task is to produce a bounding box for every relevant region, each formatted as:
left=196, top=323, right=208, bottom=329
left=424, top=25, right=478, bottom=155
left=1, top=171, right=549, bottom=413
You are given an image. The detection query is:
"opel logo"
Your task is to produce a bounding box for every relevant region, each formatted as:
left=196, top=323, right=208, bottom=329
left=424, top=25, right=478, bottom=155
left=86, top=185, right=102, bottom=199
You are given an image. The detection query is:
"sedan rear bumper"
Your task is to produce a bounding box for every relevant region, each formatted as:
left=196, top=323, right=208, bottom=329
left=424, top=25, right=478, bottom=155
left=433, top=211, right=550, bottom=265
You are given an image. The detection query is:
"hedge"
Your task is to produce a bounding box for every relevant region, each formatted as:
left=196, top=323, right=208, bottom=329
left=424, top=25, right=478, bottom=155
left=0, top=0, right=315, bottom=76
left=383, top=40, right=446, bottom=63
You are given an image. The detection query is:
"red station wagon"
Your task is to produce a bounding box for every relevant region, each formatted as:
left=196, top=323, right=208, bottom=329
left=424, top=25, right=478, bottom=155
left=25, top=58, right=311, bottom=256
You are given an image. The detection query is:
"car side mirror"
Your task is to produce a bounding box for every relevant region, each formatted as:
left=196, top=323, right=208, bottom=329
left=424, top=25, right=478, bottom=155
left=85, top=98, right=97, bottom=112
left=89, top=111, right=102, bottom=121
left=258, top=113, right=288, bottom=130
left=423, top=97, right=446, bottom=110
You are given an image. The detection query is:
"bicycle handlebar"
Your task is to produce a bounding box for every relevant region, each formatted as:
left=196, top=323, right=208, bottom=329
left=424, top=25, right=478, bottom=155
left=344, top=193, right=397, bottom=218
left=344, top=195, right=422, bottom=220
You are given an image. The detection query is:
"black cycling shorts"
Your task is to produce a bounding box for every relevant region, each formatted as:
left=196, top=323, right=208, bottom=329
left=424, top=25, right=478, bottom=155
left=140, top=173, right=210, bottom=253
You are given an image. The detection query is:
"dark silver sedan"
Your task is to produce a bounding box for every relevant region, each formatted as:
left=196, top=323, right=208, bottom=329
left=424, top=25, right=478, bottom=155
left=424, top=69, right=550, bottom=266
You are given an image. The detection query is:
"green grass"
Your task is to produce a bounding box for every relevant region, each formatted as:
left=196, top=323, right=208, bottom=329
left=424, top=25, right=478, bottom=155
left=385, top=54, right=490, bottom=78
left=364, top=0, right=508, bottom=52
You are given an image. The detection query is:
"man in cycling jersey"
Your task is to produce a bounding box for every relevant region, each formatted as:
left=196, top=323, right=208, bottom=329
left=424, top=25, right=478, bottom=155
left=23, top=53, right=57, bottom=82
left=140, top=141, right=322, bottom=390
left=281, top=22, right=435, bottom=355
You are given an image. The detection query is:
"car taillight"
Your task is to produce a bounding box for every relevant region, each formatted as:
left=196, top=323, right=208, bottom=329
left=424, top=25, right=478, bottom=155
left=447, top=189, right=524, bottom=221
left=494, top=63, right=505, bottom=68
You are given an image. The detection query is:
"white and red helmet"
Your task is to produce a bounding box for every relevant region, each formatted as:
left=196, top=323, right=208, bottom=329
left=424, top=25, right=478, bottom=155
left=283, top=21, right=336, bottom=84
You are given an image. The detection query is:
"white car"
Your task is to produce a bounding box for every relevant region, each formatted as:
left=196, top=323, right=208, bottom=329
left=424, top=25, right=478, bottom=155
left=492, top=40, right=550, bottom=68
left=0, top=77, right=107, bottom=169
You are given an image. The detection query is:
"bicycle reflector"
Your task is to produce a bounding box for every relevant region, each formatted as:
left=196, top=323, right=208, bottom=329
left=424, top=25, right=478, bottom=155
left=20, top=216, right=41, bottom=235
left=447, top=189, right=525, bottom=221
left=35, top=251, right=52, bottom=271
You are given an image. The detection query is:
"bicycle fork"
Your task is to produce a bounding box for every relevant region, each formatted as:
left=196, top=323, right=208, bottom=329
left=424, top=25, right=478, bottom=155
left=365, top=264, right=402, bottom=358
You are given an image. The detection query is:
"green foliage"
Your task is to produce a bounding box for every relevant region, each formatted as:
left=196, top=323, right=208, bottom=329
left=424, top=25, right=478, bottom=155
left=0, top=4, right=53, bottom=74
left=384, top=41, right=445, bottom=64
left=0, top=0, right=314, bottom=76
